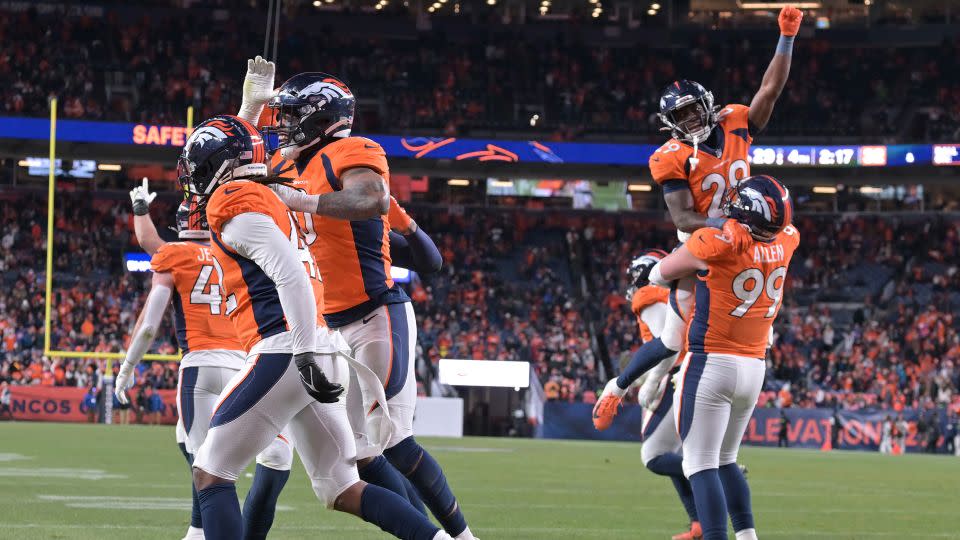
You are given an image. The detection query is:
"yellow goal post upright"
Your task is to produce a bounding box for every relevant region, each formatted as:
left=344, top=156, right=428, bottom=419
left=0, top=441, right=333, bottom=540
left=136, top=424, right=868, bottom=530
left=42, top=98, right=186, bottom=365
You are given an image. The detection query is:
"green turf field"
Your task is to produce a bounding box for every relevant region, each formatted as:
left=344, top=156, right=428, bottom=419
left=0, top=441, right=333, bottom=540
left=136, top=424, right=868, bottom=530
left=0, top=422, right=955, bottom=539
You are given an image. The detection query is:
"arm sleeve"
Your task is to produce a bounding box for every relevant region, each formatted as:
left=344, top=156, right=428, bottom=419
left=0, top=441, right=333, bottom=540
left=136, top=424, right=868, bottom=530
left=123, top=280, right=172, bottom=366
left=269, top=183, right=319, bottom=214
left=395, top=228, right=442, bottom=274
left=221, top=213, right=317, bottom=355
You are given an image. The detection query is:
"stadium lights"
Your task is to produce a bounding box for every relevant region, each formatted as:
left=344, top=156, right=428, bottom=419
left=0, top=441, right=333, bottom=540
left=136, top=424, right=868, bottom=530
left=589, top=0, right=598, bottom=3
left=490, top=180, right=514, bottom=188
left=647, top=8, right=656, bottom=15
left=432, top=1, right=441, bottom=7
left=739, top=2, right=821, bottom=9
left=592, top=11, right=600, bottom=17
left=651, top=2, right=660, bottom=8
left=448, top=178, right=471, bottom=186
left=628, top=184, right=652, bottom=192
left=860, top=186, right=883, bottom=194
left=487, top=0, right=496, bottom=5
left=312, top=0, right=320, bottom=5
left=428, top=5, right=435, bottom=11
left=541, top=0, right=550, bottom=5
left=812, top=186, right=837, bottom=194
left=97, top=164, right=122, bottom=171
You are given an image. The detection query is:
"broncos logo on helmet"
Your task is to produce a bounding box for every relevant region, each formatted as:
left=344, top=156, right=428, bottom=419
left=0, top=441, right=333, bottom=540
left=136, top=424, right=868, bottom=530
left=264, top=72, right=356, bottom=159
left=177, top=115, right=267, bottom=209
left=721, top=175, right=792, bottom=241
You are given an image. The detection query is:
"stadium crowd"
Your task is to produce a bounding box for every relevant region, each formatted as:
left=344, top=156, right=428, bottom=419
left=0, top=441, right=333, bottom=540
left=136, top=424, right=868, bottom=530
left=1, top=188, right=958, bottom=420
left=1, top=6, right=959, bottom=141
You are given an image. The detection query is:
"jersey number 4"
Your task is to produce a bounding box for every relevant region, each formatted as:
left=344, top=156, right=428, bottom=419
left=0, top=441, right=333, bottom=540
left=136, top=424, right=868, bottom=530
left=190, top=265, right=232, bottom=315
left=730, top=266, right=786, bottom=318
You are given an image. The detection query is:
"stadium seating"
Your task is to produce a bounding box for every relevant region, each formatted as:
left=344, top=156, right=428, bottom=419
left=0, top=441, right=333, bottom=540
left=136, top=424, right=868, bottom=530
left=1, top=189, right=957, bottom=417
left=1, top=6, right=958, bottom=140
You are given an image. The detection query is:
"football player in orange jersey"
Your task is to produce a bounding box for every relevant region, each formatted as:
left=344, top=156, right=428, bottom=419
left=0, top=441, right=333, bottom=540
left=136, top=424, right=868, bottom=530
left=120, top=185, right=293, bottom=540
left=262, top=73, right=477, bottom=540
left=626, top=250, right=703, bottom=540
left=645, top=175, right=798, bottom=540
left=594, top=5, right=803, bottom=431
left=179, top=115, right=452, bottom=540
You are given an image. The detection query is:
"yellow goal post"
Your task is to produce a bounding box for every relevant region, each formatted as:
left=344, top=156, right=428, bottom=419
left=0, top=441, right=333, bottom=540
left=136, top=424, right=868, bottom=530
left=42, top=101, right=196, bottom=364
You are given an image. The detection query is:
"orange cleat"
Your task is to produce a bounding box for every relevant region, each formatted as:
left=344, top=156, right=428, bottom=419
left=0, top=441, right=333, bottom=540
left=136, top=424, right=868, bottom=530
left=592, top=379, right=625, bottom=431
left=671, top=521, right=702, bottom=540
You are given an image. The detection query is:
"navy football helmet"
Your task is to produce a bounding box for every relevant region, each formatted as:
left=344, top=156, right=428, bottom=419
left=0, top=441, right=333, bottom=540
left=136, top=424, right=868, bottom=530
left=657, top=80, right=718, bottom=143
left=628, top=248, right=669, bottom=290
left=175, top=195, right=208, bottom=239
left=264, top=72, right=356, bottom=159
left=177, top=115, right=268, bottom=207
left=721, top=175, right=793, bottom=241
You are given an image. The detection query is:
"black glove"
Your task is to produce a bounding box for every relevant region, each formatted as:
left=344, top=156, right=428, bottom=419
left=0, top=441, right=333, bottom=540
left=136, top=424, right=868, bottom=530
left=293, top=352, right=344, bottom=403
left=630, top=259, right=657, bottom=288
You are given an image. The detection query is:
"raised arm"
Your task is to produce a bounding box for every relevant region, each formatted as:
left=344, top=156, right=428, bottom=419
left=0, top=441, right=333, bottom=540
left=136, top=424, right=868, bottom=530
left=271, top=167, right=389, bottom=221
left=748, top=6, right=803, bottom=133
left=115, top=271, right=173, bottom=403
left=130, top=178, right=165, bottom=255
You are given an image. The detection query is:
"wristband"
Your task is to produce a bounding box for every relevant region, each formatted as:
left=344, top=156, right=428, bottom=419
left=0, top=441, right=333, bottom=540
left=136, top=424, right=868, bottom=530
left=776, top=35, right=795, bottom=56
left=132, top=200, right=150, bottom=216
left=705, top=217, right=727, bottom=229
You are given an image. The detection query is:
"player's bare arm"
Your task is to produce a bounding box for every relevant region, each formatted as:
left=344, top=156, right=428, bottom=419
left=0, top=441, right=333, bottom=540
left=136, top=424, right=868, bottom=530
left=748, top=6, right=803, bottom=132
left=663, top=187, right=711, bottom=234
left=648, top=244, right=708, bottom=287
left=271, top=166, right=389, bottom=220
left=318, top=167, right=389, bottom=218
left=130, top=178, right=165, bottom=255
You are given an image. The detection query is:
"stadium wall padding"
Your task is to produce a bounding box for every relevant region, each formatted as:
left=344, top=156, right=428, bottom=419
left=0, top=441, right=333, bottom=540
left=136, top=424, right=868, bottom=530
left=7, top=386, right=179, bottom=424
left=541, top=402, right=952, bottom=453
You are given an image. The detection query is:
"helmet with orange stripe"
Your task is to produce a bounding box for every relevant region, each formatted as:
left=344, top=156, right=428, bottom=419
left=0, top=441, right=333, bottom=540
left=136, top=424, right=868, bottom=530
left=177, top=115, right=268, bottom=209
left=721, top=174, right=793, bottom=241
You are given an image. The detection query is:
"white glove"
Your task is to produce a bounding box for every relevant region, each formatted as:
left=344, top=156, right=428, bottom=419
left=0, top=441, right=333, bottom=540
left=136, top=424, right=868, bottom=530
left=114, top=362, right=135, bottom=405
left=638, top=374, right=667, bottom=410
left=129, top=178, right=157, bottom=216
left=238, top=55, right=276, bottom=123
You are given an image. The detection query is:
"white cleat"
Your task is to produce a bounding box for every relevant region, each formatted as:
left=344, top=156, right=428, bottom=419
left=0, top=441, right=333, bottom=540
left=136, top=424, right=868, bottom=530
left=432, top=531, right=455, bottom=540
left=455, top=526, right=479, bottom=540
left=181, top=525, right=204, bottom=540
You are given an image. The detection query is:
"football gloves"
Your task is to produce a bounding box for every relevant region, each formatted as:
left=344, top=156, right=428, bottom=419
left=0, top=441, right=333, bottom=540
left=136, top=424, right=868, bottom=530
left=114, top=361, right=135, bottom=405
left=129, top=178, right=157, bottom=216
left=778, top=5, right=803, bottom=37
left=722, top=219, right=754, bottom=253
left=239, top=55, right=276, bottom=123
left=294, top=352, right=344, bottom=404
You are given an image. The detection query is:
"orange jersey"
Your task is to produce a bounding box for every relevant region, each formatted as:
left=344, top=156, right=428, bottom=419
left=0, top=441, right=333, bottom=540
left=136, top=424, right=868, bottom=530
left=205, top=181, right=324, bottom=352
left=151, top=241, right=243, bottom=353
left=649, top=104, right=752, bottom=219
left=631, top=285, right=669, bottom=343
left=686, top=225, right=800, bottom=358
left=270, top=136, right=409, bottom=327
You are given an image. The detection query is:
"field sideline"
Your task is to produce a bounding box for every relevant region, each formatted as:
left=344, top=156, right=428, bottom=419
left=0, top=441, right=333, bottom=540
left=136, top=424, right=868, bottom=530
left=0, top=422, right=954, bottom=539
